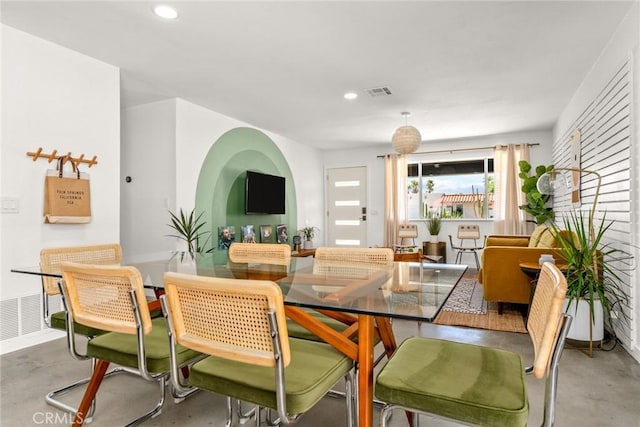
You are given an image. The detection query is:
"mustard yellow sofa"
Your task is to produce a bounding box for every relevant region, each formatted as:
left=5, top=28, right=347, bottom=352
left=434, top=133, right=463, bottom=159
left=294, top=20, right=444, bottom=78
left=478, top=224, right=566, bottom=314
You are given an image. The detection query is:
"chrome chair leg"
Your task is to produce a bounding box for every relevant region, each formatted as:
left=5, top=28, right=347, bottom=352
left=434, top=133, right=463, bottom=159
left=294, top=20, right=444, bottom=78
left=45, top=364, right=138, bottom=423
left=124, top=374, right=166, bottom=427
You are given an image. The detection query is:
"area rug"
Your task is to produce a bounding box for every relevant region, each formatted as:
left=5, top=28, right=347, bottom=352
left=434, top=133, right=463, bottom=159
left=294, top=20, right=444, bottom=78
left=434, top=278, right=527, bottom=333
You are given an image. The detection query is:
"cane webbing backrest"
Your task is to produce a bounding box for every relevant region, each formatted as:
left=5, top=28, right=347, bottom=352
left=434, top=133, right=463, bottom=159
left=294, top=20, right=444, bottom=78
left=313, top=247, right=394, bottom=275
left=40, top=244, right=122, bottom=295
left=228, top=243, right=291, bottom=266
left=60, top=263, right=152, bottom=336
left=163, top=272, right=290, bottom=368
left=527, top=262, right=567, bottom=378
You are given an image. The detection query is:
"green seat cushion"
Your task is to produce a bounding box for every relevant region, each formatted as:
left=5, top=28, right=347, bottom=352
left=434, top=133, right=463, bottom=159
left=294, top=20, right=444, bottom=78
left=375, top=337, right=528, bottom=427
left=87, top=318, right=201, bottom=374
left=50, top=310, right=106, bottom=337
left=51, top=307, right=164, bottom=337
left=189, top=337, right=353, bottom=415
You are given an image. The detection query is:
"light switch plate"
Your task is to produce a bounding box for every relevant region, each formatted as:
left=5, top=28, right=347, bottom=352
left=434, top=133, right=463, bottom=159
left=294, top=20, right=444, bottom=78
left=1, top=197, right=20, bottom=214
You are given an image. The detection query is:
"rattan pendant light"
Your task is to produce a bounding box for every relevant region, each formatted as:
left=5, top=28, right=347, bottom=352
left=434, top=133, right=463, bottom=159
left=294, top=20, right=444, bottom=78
left=392, top=112, right=421, bottom=154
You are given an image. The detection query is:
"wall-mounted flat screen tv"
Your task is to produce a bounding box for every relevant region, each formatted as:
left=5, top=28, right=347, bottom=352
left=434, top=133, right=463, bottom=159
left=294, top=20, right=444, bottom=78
left=245, top=171, right=286, bottom=215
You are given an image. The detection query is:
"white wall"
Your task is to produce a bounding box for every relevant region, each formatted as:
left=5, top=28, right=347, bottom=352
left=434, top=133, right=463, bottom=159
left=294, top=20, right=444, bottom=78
left=553, top=3, right=639, bottom=361
left=0, top=25, right=120, bottom=352
left=120, top=98, right=326, bottom=262
left=174, top=99, right=325, bottom=246
left=322, top=129, right=553, bottom=262
left=121, top=99, right=177, bottom=262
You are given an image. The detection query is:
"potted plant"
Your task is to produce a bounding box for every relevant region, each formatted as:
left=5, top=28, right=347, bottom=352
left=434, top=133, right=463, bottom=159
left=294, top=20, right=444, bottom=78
left=167, top=208, right=212, bottom=261
left=298, top=226, right=319, bottom=250
left=552, top=210, right=630, bottom=344
left=427, top=215, right=441, bottom=243
left=518, top=160, right=555, bottom=224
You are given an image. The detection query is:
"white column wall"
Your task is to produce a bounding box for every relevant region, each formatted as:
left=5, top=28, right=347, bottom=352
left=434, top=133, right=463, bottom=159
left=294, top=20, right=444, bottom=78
left=0, top=25, right=120, bottom=352
left=120, top=99, right=177, bottom=262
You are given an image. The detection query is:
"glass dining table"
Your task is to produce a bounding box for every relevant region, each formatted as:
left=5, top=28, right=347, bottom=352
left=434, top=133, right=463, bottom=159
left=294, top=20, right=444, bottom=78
left=12, top=254, right=467, bottom=427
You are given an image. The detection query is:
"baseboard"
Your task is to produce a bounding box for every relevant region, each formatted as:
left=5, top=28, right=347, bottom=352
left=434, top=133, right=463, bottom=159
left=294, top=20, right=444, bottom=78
left=0, top=329, right=65, bottom=356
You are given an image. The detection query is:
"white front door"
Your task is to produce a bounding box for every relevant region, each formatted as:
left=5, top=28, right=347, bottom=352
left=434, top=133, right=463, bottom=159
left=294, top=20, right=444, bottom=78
left=326, top=167, right=367, bottom=247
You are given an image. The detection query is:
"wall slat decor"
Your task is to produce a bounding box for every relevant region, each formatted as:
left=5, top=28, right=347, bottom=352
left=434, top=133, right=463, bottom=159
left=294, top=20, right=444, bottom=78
left=552, top=58, right=634, bottom=347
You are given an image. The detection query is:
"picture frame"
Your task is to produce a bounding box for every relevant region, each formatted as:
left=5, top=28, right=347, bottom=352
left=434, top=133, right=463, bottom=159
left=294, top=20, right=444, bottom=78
left=276, top=224, right=288, bottom=244
left=260, top=225, right=273, bottom=243
left=241, top=224, right=256, bottom=243
left=218, top=225, right=236, bottom=249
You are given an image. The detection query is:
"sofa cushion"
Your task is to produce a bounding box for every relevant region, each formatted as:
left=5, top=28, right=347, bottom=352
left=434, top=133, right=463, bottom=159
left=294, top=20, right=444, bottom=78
left=528, top=225, right=550, bottom=247
left=536, top=228, right=558, bottom=248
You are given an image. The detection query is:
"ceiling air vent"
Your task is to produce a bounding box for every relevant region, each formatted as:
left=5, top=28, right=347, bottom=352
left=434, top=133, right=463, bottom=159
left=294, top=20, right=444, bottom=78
left=365, top=86, right=392, bottom=97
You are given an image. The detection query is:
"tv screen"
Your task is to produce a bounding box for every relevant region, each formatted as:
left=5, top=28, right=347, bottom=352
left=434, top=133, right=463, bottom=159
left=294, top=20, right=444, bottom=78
left=245, top=171, right=286, bottom=215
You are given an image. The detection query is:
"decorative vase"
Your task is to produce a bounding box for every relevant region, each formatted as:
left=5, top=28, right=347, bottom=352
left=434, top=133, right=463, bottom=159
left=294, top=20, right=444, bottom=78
left=563, top=298, right=604, bottom=342
left=303, top=240, right=313, bottom=250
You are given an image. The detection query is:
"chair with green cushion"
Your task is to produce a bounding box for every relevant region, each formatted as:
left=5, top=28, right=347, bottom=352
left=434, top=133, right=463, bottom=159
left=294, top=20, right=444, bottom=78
left=161, top=272, right=355, bottom=427
left=375, top=262, right=572, bottom=427
left=59, top=263, right=203, bottom=426
left=40, top=244, right=124, bottom=418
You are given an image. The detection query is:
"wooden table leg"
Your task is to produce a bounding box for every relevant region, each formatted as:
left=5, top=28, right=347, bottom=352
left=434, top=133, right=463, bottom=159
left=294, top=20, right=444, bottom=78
left=73, top=359, right=109, bottom=427
left=374, top=316, right=397, bottom=359
left=358, top=315, right=374, bottom=427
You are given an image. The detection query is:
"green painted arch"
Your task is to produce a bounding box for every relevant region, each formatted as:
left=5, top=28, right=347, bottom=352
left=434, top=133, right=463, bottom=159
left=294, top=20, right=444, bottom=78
left=195, top=127, right=297, bottom=262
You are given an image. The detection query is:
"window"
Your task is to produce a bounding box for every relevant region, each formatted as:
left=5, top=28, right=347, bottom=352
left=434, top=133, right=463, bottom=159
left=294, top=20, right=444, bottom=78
left=407, top=159, right=494, bottom=219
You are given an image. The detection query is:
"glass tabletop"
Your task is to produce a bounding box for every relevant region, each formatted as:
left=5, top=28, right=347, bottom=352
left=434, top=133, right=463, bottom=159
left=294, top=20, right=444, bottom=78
left=12, top=255, right=467, bottom=322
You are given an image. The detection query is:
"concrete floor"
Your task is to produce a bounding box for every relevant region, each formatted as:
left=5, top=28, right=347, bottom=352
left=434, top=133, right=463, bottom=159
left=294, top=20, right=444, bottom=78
left=1, top=320, right=639, bottom=427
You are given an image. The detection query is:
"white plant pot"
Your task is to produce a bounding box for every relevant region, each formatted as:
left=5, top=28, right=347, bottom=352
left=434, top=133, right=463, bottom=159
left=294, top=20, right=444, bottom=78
left=430, top=235, right=439, bottom=243
left=173, top=251, right=199, bottom=274
left=562, top=298, right=604, bottom=342
left=303, top=240, right=313, bottom=250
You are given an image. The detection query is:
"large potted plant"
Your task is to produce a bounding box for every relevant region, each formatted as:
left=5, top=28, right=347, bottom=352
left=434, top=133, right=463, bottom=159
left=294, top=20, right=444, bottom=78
left=552, top=210, right=629, bottom=344
left=518, top=160, right=555, bottom=224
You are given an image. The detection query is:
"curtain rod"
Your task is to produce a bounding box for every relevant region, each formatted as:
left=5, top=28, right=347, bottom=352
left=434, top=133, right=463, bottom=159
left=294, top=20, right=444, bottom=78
left=376, top=142, right=540, bottom=158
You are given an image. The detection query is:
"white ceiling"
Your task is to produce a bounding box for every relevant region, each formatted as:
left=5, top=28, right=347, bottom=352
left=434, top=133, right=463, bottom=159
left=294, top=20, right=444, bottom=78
left=1, top=1, right=634, bottom=151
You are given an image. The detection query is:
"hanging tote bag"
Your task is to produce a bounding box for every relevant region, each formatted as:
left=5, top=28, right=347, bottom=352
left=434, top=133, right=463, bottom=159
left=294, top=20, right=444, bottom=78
left=43, top=157, right=92, bottom=224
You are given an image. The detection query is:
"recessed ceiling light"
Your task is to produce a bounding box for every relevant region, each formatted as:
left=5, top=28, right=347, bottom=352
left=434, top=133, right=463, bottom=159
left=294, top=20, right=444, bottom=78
left=344, top=92, right=358, bottom=100
left=153, top=5, right=178, bottom=19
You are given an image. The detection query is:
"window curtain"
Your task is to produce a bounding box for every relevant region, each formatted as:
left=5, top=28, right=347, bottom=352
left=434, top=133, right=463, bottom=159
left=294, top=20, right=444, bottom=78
left=493, top=144, right=530, bottom=235
left=384, top=154, right=408, bottom=247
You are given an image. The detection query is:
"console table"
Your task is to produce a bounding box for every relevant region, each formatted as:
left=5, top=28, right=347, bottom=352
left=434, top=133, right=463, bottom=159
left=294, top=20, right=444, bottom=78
left=291, top=248, right=316, bottom=257
left=423, top=241, right=446, bottom=263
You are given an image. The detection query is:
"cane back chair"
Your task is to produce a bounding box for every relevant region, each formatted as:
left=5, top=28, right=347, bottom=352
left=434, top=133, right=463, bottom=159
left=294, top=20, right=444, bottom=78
left=161, top=272, right=355, bottom=426
left=375, top=262, right=572, bottom=427
left=39, top=243, right=122, bottom=418
left=228, top=242, right=291, bottom=266
left=59, top=263, right=202, bottom=426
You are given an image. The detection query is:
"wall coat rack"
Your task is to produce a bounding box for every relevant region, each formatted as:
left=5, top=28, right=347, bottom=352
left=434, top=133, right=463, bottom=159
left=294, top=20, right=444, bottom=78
left=26, top=147, right=98, bottom=168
